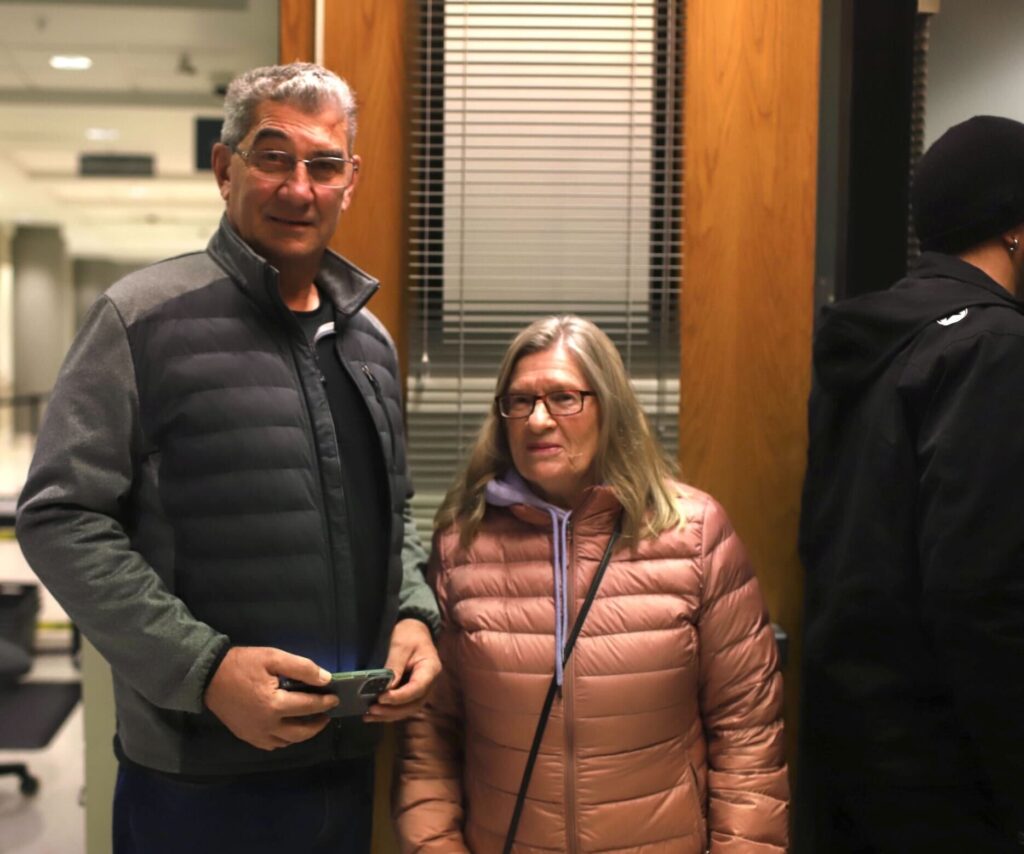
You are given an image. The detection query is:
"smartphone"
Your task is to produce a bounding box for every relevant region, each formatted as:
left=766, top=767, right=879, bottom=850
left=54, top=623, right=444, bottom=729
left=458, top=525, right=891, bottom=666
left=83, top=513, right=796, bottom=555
left=279, top=668, right=394, bottom=718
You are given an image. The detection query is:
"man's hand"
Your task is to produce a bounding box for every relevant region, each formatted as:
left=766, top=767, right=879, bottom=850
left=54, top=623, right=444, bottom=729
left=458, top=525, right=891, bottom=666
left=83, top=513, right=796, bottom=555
left=204, top=646, right=339, bottom=750
left=365, top=619, right=441, bottom=723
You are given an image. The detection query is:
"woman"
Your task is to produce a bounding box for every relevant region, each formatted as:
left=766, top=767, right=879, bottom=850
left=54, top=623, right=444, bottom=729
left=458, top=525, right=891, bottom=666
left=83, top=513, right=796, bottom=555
left=395, top=316, right=788, bottom=853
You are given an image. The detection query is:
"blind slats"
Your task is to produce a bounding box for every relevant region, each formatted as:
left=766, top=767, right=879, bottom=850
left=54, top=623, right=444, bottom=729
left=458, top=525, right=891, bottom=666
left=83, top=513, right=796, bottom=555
left=406, top=0, right=682, bottom=535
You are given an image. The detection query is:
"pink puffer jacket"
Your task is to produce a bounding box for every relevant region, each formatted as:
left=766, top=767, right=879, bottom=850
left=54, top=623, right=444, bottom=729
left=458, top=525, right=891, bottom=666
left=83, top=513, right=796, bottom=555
left=394, top=481, right=788, bottom=853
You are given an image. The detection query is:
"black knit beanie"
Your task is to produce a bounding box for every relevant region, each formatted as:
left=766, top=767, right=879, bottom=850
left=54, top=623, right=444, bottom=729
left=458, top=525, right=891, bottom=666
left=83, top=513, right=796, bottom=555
left=912, top=115, right=1024, bottom=253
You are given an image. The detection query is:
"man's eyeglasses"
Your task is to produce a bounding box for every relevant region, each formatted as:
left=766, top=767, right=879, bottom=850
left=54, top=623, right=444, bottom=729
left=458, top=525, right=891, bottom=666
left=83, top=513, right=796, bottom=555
left=496, top=390, right=595, bottom=419
left=234, top=148, right=358, bottom=188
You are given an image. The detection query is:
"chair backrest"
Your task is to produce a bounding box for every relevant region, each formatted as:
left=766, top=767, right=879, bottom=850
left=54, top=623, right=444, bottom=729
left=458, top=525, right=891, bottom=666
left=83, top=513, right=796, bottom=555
left=0, top=583, right=40, bottom=655
left=0, top=636, right=31, bottom=684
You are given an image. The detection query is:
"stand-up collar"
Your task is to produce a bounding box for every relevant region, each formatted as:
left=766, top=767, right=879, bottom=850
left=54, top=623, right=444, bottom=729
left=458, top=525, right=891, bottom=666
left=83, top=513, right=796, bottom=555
left=206, top=215, right=380, bottom=320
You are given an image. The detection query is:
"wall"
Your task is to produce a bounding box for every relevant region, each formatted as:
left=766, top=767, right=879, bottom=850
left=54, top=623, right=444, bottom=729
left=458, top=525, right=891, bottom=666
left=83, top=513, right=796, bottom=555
left=321, top=1, right=411, bottom=372
left=279, top=0, right=314, bottom=65
left=73, top=259, right=145, bottom=328
left=681, top=0, right=820, bottom=764
left=83, top=641, right=116, bottom=854
left=12, top=227, right=75, bottom=407
left=925, top=0, right=1024, bottom=145
left=0, top=224, right=14, bottom=471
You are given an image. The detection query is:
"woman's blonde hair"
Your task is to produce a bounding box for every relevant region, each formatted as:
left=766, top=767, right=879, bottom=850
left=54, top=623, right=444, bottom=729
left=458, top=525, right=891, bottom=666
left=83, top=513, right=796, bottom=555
left=435, top=315, right=682, bottom=545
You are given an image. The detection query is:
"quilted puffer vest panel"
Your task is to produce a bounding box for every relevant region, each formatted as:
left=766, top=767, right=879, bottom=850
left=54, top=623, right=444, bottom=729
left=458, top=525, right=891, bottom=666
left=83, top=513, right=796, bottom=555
left=129, top=277, right=338, bottom=662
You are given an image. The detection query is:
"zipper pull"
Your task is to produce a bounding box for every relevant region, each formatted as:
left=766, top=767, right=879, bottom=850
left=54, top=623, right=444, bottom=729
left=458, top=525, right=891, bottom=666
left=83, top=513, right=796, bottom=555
left=361, top=363, right=385, bottom=403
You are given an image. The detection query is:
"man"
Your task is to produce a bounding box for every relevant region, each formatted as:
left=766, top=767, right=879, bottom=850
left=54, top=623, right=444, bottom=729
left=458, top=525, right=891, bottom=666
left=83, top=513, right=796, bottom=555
left=15, top=63, right=440, bottom=853
left=797, top=115, right=1024, bottom=853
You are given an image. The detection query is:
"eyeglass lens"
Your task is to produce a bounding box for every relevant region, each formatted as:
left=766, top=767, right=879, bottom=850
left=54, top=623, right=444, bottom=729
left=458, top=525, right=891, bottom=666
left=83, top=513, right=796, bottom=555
left=500, top=391, right=586, bottom=417
left=245, top=149, right=353, bottom=187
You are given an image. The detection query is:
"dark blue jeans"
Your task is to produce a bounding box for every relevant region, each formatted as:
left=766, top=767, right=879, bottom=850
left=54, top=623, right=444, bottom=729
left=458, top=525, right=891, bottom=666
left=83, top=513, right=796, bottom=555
left=113, top=758, right=374, bottom=854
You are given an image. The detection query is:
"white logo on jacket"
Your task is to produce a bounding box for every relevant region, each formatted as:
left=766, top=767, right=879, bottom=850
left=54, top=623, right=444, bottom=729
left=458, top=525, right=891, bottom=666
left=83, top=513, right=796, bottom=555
left=936, top=309, right=969, bottom=326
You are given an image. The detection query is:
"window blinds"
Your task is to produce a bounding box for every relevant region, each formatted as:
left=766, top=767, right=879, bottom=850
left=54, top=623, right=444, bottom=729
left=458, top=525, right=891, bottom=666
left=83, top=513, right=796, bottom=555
left=406, top=0, right=684, bottom=533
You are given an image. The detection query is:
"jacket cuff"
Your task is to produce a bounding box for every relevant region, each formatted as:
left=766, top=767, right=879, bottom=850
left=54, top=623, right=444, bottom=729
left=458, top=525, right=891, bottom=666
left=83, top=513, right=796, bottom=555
left=397, top=606, right=441, bottom=639
left=199, top=639, right=233, bottom=703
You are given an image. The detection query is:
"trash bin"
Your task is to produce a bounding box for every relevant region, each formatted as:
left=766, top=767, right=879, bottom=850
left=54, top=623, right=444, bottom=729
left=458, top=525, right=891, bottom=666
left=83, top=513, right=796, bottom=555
left=0, top=583, right=40, bottom=655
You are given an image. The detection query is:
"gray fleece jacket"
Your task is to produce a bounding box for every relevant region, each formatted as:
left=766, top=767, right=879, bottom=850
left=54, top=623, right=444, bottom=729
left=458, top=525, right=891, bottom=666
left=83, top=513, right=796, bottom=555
left=16, top=217, right=439, bottom=775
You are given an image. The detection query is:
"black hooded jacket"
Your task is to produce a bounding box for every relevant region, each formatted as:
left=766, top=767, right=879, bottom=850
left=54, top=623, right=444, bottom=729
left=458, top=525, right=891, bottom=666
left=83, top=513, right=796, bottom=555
left=799, top=252, right=1024, bottom=835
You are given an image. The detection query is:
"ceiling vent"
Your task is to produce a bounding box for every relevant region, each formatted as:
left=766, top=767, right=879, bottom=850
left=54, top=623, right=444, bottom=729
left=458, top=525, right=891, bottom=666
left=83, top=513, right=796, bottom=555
left=79, top=154, right=154, bottom=177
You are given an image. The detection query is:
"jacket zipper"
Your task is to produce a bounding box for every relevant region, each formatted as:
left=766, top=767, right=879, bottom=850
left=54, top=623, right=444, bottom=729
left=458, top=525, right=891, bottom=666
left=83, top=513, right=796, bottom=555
left=563, top=520, right=579, bottom=854
left=288, top=327, right=340, bottom=673
left=360, top=362, right=397, bottom=460
left=312, top=344, right=327, bottom=385
left=342, top=358, right=395, bottom=663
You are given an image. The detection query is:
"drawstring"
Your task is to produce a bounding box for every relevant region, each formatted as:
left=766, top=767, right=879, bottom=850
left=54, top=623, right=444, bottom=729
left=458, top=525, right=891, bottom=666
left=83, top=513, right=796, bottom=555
left=480, top=471, right=577, bottom=687
left=545, top=506, right=572, bottom=686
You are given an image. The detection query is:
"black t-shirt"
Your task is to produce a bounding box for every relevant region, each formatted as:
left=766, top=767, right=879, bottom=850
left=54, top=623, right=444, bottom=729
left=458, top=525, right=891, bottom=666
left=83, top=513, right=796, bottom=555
left=293, top=294, right=388, bottom=670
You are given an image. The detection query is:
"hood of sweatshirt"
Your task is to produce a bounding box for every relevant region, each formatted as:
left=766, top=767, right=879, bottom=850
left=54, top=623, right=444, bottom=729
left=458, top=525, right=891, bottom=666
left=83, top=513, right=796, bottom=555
left=813, top=252, right=1020, bottom=397
left=485, top=470, right=575, bottom=686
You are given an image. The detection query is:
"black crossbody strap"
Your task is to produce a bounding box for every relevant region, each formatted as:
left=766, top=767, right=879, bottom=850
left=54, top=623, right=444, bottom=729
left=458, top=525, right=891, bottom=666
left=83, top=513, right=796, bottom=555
left=502, top=520, right=622, bottom=854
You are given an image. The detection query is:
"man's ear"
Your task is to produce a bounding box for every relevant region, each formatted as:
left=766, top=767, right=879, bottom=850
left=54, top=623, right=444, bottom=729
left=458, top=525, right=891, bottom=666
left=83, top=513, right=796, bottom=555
left=340, top=154, right=361, bottom=212
left=211, top=142, right=233, bottom=201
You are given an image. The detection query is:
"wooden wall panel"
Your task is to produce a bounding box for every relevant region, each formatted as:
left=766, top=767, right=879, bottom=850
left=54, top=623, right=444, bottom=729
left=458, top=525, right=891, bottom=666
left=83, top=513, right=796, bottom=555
left=278, top=0, right=314, bottom=64
left=322, top=2, right=410, bottom=371
left=681, top=0, right=820, bottom=759
left=321, top=8, right=411, bottom=852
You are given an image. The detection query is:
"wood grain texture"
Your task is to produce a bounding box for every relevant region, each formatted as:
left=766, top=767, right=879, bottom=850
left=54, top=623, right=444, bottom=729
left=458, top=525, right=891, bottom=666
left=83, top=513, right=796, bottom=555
left=322, top=10, right=410, bottom=851
left=681, top=0, right=820, bottom=761
left=278, top=0, right=314, bottom=63
left=323, top=0, right=410, bottom=372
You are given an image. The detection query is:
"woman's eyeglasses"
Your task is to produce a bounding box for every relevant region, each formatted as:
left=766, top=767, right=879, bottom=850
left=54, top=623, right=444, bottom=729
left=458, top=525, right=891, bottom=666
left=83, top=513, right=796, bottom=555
left=496, top=390, right=595, bottom=419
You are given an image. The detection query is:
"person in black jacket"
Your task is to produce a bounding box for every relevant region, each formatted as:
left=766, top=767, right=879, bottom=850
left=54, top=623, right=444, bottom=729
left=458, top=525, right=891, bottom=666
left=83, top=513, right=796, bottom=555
left=15, top=63, right=440, bottom=854
left=797, top=115, right=1024, bottom=853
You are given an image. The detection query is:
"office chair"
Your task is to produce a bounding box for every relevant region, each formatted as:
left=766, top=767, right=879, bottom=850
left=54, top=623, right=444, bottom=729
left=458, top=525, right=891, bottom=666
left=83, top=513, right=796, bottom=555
left=0, top=635, right=39, bottom=795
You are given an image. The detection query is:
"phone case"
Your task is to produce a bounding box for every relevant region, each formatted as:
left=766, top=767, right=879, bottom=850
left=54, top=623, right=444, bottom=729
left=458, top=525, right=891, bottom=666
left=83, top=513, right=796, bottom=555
left=280, top=668, right=394, bottom=718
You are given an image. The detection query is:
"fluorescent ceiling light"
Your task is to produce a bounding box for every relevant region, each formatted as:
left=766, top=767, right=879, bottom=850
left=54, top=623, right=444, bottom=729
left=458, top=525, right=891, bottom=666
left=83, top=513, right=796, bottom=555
left=49, top=55, right=93, bottom=71
left=85, top=127, right=119, bottom=142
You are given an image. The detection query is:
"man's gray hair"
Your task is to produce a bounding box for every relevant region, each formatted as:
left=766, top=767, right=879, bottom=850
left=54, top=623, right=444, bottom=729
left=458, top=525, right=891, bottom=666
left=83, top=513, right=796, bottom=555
left=220, top=62, right=358, bottom=150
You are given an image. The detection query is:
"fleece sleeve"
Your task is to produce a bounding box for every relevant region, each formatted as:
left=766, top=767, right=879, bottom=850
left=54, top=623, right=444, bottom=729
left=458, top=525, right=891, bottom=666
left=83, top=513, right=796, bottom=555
left=397, top=500, right=442, bottom=635
left=15, top=296, right=229, bottom=713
